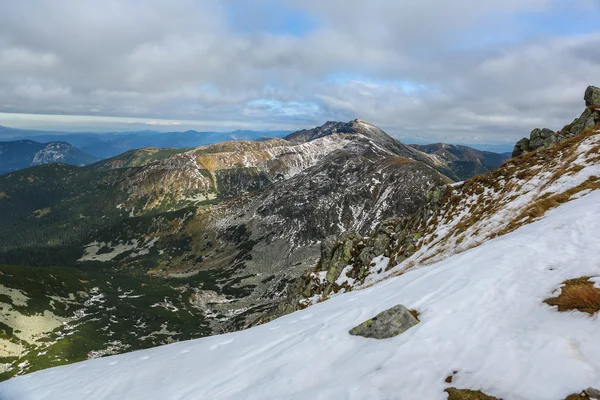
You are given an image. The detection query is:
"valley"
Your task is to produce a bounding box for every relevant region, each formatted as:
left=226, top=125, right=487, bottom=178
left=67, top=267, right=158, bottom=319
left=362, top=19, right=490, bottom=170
left=0, top=119, right=508, bottom=380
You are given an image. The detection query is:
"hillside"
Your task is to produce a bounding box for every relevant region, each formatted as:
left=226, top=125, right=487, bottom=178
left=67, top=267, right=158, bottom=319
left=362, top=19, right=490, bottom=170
left=287, top=86, right=600, bottom=308
left=0, top=119, right=452, bottom=379
left=0, top=140, right=97, bottom=174
left=409, top=143, right=509, bottom=180
left=2, top=168, right=599, bottom=400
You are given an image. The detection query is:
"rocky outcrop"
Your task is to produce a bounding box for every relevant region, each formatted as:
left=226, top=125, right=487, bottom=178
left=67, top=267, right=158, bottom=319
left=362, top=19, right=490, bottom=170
left=585, top=85, right=600, bottom=107
left=511, top=128, right=559, bottom=157
left=586, top=388, right=600, bottom=399
left=513, top=85, right=600, bottom=157
left=569, top=106, right=600, bottom=137
left=349, top=305, right=419, bottom=339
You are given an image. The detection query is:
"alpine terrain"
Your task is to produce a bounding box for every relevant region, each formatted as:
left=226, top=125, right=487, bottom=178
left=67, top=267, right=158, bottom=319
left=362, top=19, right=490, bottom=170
left=1, top=85, right=600, bottom=399
left=0, top=119, right=477, bottom=380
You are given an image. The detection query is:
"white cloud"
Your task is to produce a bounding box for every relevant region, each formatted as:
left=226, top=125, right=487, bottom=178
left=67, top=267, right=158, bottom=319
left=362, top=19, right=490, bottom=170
left=0, top=0, right=598, bottom=144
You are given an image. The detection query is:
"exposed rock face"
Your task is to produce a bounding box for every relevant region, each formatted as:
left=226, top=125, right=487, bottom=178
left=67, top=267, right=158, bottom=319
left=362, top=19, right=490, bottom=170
left=512, top=128, right=558, bottom=157
left=513, top=85, right=600, bottom=157
left=349, top=305, right=419, bottom=339
left=569, top=107, right=600, bottom=137
left=512, top=138, right=531, bottom=158
left=586, top=387, right=600, bottom=399
left=585, top=85, right=600, bottom=107
left=200, top=125, right=450, bottom=329
left=276, top=186, right=447, bottom=308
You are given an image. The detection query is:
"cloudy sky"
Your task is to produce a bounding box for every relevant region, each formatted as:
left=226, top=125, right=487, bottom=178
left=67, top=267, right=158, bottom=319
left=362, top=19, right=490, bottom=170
left=0, top=0, right=599, bottom=146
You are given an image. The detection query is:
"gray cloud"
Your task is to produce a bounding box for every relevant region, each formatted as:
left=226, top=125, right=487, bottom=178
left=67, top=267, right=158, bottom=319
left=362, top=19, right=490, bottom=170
left=0, top=0, right=599, bottom=144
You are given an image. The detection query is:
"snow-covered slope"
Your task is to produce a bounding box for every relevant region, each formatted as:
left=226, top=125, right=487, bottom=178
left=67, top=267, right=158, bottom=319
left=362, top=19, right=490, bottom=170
left=2, top=190, right=600, bottom=400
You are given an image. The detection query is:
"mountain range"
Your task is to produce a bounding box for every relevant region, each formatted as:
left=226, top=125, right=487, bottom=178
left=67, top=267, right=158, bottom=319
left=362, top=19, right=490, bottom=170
left=0, top=119, right=509, bottom=379
left=0, top=140, right=97, bottom=174
left=1, top=82, right=598, bottom=398
left=0, top=126, right=289, bottom=159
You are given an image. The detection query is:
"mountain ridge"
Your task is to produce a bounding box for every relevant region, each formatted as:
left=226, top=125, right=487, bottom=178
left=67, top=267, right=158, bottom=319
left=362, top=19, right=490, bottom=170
left=0, top=139, right=97, bottom=174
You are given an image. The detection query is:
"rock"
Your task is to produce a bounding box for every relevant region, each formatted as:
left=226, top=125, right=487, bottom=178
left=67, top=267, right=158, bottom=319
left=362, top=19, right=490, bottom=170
left=570, top=107, right=600, bottom=136
left=322, top=234, right=362, bottom=284
left=349, top=304, right=419, bottom=339
left=586, top=387, right=600, bottom=399
left=585, top=85, right=600, bottom=107
left=511, top=85, right=600, bottom=157
left=512, top=138, right=531, bottom=157
left=529, top=128, right=558, bottom=150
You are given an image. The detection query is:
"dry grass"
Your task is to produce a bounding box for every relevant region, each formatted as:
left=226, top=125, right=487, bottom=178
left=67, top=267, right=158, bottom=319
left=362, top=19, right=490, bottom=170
left=33, top=207, right=51, bottom=218
left=501, top=176, right=600, bottom=236
left=408, top=308, right=420, bottom=320
left=445, top=388, right=499, bottom=400
left=544, top=277, right=600, bottom=314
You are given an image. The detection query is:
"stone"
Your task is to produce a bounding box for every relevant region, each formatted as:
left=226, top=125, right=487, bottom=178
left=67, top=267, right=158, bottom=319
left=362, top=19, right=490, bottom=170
left=586, top=387, right=600, bottom=399
left=529, top=128, right=557, bottom=150
left=570, top=108, right=600, bottom=136
left=512, top=138, right=531, bottom=158
left=584, top=85, right=600, bottom=107
left=349, top=304, right=419, bottom=339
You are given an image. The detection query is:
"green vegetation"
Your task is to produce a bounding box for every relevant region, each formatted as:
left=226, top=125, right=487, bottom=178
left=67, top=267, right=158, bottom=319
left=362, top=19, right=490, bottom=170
left=0, top=264, right=211, bottom=382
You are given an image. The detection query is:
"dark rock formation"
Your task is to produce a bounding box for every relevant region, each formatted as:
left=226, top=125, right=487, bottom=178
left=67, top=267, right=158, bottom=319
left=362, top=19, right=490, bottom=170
left=513, top=85, right=600, bottom=157
left=584, top=85, right=600, bottom=107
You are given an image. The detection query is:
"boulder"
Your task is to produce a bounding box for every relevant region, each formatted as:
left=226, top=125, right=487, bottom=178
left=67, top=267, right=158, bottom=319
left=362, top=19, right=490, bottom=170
left=349, top=304, right=419, bottom=339
left=586, top=387, right=600, bottom=399
left=585, top=85, right=600, bottom=107
left=569, top=107, right=600, bottom=136
left=529, top=128, right=558, bottom=150
left=512, top=138, right=531, bottom=158
left=322, top=234, right=362, bottom=284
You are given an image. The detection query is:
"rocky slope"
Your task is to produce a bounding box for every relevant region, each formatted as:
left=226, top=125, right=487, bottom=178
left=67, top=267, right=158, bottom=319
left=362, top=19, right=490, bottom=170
left=0, top=119, right=451, bottom=379
left=0, top=140, right=97, bottom=174
left=274, top=85, right=600, bottom=313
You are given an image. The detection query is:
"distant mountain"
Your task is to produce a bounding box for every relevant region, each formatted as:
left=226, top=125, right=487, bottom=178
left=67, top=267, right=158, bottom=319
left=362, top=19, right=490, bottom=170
left=0, top=119, right=452, bottom=379
left=408, top=142, right=509, bottom=181
left=0, top=126, right=290, bottom=159
left=0, top=140, right=97, bottom=174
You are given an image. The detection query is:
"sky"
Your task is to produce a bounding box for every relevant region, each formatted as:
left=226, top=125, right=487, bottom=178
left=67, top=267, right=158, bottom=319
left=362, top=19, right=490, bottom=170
left=0, top=0, right=599, bottom=146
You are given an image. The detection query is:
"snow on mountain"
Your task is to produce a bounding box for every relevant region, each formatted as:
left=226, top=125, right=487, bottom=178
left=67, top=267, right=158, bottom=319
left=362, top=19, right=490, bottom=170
left=2, top=189, right=599, bottom=400
left=0, top=140, right=96, bottom=174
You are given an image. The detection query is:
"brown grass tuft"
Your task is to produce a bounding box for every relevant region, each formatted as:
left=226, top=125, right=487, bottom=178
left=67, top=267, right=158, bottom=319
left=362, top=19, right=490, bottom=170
left=408, top=308, right=420, bottom=320
left=544, top=277, right=600, bottom=314
left=445, top=388, right=499, bottom=400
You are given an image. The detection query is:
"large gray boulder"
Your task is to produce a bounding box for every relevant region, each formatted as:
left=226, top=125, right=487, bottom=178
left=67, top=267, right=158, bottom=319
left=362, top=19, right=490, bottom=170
left=529, top=128, right=558, bottom=150
left=512, top=128, right=557, bottom=157
left=512, top=137, right=531, bottom=158
left=585, top=85, right=600, bottom=107
left=570, top=107, right=600, bottom=136
left=349, top=304, right=419, bottom=339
